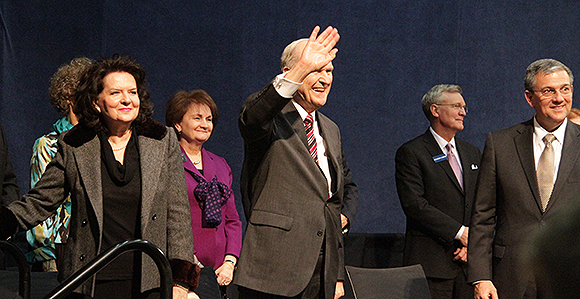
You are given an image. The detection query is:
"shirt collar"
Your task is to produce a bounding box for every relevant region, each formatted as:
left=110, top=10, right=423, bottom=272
left=292, top=100, right=316, bottom=122
left=429, top=127, right=456, bottom=150
left=533, top=117, right=567, bottom=145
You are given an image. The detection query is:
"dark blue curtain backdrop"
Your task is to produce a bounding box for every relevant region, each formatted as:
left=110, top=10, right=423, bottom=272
left=2, top=1, right=580, bottom=233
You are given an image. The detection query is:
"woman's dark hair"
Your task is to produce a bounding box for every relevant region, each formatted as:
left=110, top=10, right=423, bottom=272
left=165, top=89, right=219, bottom=139
left=73, top=55, right=154, bottom=133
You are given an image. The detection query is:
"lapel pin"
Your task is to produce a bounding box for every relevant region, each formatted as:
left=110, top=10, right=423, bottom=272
left=471, top=164, right=478, bottom=170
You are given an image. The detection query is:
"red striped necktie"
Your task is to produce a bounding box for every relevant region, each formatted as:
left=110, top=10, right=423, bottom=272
left=304, top=114, right=319, bottom=164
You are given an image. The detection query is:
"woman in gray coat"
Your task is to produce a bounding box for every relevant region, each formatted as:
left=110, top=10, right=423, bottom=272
left=0, top=56, right=199, bottom=298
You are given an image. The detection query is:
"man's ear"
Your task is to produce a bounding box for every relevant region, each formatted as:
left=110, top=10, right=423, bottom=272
left=524, top=90, right=535, bottom=108
left=430, top=104, right=439, bottom=118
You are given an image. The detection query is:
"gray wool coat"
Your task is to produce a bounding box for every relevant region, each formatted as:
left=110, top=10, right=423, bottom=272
left=6, top=119, right=195, bottom=296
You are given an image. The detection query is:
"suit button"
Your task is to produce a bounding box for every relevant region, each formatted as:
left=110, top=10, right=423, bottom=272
left=79, top=254, right=86, bottom=261
left=81, top=219, right=88, bottom=227
left=152, top=214, right=157, bottom=221
left=317, top=230, right=323, bottom=237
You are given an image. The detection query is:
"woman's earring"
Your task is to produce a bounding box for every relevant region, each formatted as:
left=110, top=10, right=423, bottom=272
left=95, top=106, right=101, bottom=113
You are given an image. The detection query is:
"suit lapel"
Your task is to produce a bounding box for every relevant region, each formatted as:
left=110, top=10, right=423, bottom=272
left=513, top=120, right=543, bottom=211
left=317, top=112, right=341, bottom=190
left=317, top=113, right=340, bottom=170
left=284, top=103, right=326, bottom=174
left=74, top=136, right=103, bottom=234
left=547, top=120, right=580, bottom=212
left=283, top=103, right=329, bottom=200
left=422, top=131, right=464, bottom=194
left=283, top=103, right=310, bottom=151
left=139, top=135, right=163, bottom=232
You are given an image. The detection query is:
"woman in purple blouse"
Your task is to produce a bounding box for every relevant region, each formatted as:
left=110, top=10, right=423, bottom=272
left=165, top=90, right=242, bottom=296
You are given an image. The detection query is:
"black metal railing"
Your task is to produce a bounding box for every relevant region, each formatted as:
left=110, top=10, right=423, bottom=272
left=43, top=240, right=173, bottom=299
left=0, top=240, right=31, bottom=299
left=1, top=239, right=173, bottom=299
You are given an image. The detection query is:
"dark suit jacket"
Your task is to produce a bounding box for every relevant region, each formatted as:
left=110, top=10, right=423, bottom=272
left=235, top=82, right=358, bottom=298
left=468, top=119, right=580, bottom=298
left=395, top=130, right=480, bottom=279
left=5, top=120, right=195, bottom=296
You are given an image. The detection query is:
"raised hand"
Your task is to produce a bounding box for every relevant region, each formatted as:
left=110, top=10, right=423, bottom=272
left=298, top=26, right=340, bottom=71
left=284, top=26, right=340, bottom=83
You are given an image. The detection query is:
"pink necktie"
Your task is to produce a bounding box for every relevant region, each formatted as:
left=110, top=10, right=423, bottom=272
left=304, top=114, right=319, bottom=164
left=446, top=143, right=463, bottom=189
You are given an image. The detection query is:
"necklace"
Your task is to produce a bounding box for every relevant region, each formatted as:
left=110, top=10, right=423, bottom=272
left=186, top=151, right=201, bottom=165
left=112, top=145, right=127, bottom=151
left=108, top=130, right=131, bottom=152
left=182, top=145, right=202, bottom=165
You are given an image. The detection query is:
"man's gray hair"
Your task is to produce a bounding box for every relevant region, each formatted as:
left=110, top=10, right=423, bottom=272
left=421, top=84, right=463, bottom=121
left=524, top=58, right=574, bottom=91
left=280, top=38, right=308, bottom=71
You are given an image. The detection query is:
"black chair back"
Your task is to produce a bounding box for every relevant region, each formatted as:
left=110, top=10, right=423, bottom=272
left=345, top=264, right=430, bottom=299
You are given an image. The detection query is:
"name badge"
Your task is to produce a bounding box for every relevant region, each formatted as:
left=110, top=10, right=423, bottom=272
left=433, top=154, right=448, bottom=163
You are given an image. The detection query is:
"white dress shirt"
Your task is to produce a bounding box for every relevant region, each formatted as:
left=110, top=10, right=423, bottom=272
left=533, top=117, right=567, bottom=184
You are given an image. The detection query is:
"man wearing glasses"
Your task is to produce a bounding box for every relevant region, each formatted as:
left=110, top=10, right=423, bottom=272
left=395, top=84, right=480, bottom=299
left=469, top=58, right=579, bottom=299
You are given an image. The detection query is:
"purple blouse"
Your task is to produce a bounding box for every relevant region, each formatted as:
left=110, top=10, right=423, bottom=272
left=181, top=146, right=242, bottom=269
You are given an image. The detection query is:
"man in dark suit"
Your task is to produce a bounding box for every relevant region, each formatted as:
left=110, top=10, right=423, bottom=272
left=529, top=199, right=580, bottom=299
left=235, top=26, right=358, bottom=299
left=395, top=84, right=480, bottom=299
left=468, top=58, right=580, bottom=299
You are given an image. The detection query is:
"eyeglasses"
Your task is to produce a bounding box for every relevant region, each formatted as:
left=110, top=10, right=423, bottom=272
left=533, top=85, right=573, bottom=99
left=436, top=103, right=468, bottom=113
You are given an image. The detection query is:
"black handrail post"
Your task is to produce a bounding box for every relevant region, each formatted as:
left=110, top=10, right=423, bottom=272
left=0, top=240, right=31, bottom=299
left=43, top=240, right=173, bottom=299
